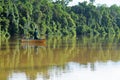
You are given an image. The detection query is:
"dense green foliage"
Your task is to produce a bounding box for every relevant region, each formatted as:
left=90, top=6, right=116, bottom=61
left=1, top=0, right=120, bottom=38
left=71, top=2, right=120, bottom=36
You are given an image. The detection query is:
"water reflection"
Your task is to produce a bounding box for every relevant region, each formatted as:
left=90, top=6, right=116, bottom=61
left=7, top=62, right=120, bottom=80
left=0, top=36, right=120, bottom=80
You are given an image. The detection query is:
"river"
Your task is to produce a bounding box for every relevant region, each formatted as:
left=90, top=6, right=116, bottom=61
left=0, top=35, right=120, bottom=80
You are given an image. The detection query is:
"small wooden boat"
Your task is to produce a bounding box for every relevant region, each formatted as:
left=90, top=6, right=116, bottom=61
left=21, top=39, right=46, bottom=46
left=21, top=39, right=46, bottom=43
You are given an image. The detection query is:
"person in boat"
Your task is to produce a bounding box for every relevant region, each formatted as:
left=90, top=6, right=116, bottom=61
left=34, top=28, right=39, bottom=39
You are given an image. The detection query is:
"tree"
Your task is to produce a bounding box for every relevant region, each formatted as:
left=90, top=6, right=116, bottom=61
left=55, top=0, right=73, bottom=6
left=89, top=0, right=95, bottom=4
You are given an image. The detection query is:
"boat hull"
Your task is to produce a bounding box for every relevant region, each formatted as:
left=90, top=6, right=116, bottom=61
left=21, top=39, right=46, bottom=46
left=21, top=39, right=46, bottom=43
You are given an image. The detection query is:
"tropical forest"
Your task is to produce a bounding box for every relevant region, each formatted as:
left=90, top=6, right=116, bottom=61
left=1, top=0, right=120, bottom=39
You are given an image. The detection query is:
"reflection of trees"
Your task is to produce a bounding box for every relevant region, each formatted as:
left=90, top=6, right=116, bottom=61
left=75, top=35, right=120, bottom=64
left=1, top=35, right=120, bottom=79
